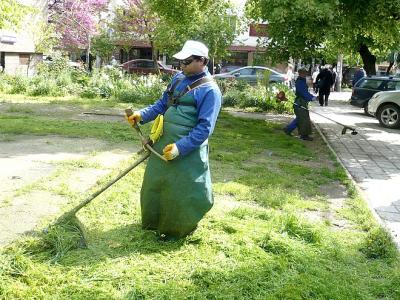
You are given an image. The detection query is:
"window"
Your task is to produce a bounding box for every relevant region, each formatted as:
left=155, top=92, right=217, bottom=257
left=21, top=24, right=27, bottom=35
left=358, top=79, right=384, bottom=90
left=238, top=68, right=254, bottom=76
left=134, top=60, right=153, bottom=68
left=249, top=24, right=268, bottom=37
left=19, top=54, right=30, bottom=65
left=386, top=80, right=400, bottom=91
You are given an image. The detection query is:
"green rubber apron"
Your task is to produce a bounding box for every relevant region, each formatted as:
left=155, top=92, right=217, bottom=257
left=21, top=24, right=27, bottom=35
left=294, top=96, right=312, bottom=136
left=140, top=91, right=213, bottom=238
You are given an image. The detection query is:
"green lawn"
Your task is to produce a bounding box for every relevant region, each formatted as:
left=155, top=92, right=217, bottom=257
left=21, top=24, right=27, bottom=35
left=0, top=95, right=399, bottom=299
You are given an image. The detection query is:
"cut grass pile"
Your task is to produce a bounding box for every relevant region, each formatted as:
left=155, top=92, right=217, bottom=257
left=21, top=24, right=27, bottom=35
left=0, top=99, right=399, bottom=299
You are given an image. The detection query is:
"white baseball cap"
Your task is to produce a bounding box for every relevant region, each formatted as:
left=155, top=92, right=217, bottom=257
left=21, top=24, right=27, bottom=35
left=173, top=40, right=209, bottom=60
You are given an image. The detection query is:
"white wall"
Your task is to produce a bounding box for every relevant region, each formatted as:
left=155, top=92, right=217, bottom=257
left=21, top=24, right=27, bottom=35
left=0, top=0, right=47, bottom=75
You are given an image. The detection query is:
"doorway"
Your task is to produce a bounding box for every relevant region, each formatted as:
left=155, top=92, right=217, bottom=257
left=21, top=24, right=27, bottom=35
left=0, top=52, right=5, bottom=72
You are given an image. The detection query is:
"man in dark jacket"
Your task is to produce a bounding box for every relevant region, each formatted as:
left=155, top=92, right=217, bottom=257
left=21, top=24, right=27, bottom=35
left=316, top=65, right=334, bottom=106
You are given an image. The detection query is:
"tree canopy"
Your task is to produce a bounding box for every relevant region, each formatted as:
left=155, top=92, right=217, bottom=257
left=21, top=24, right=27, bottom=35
left=246, top=0, right=400, bottom=75
left=148, top=0, right=239, bottom=59
left=0, top=0, right=29, bottom=30
left=48, top=0, right=109, bottom=50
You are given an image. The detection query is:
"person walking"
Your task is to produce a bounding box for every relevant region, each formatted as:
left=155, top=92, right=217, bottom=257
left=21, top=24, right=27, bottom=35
left=126, top=40, right=222, bottom=241
left=330, top=67, right=337, bottom=92
left=352, top=66, right=366, bottom=87
left=293, top=68, right=317, bottom=141
left=316, top=65, right=334, bottom=106
left=312, top=67, right=320, bottom=93
left=286, top=64, right=295, bottom=89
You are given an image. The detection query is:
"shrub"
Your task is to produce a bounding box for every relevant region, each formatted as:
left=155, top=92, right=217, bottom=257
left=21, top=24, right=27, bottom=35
left=28, top=80, right=52, bottom=96
left=360, top=226, right=397, bottom=259
left=9, top=75, right=29, bottom=94
left=80, top=87, right=100, bottom=99
left=0, top=74, right=12, bottom=93
left=113, top=75, right=166, bottom=104
left=221, top=81, right=295, bottom=113
left=37, top=55, right=71, bottom=77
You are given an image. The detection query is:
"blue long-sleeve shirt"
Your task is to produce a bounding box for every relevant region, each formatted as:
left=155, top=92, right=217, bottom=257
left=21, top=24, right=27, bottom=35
left=139, top=69, right=222, bottom=156
left=295, top=77, right=314, bottom=101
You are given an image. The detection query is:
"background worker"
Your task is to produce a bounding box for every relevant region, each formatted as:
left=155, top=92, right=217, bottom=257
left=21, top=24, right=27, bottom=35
left=126, top=40, right=222, bottom=241
left=293, top=68, right=317, bottom=141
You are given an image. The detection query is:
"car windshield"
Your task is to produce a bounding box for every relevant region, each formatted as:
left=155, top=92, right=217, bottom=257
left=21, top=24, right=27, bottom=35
left=358, top=79, right=384, bottom=89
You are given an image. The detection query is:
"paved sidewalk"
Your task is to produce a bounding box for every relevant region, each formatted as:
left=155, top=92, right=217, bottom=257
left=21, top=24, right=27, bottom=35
left=311, top=92, right=400, bottom=247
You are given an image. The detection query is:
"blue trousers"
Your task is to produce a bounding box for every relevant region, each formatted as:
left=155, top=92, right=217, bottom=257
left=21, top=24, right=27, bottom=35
left=286, top=118, right=298, bottom=132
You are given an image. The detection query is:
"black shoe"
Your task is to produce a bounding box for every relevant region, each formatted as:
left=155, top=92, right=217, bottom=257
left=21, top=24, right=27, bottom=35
left=300, top=135, right=313, bottom=141
left=283, top=128, right=292, bottom=136
left=158, top=233, right=178, bottom=242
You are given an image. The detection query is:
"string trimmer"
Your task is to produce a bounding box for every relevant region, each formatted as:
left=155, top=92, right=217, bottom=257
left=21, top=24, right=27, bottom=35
left=276, top=91, right=358, bottom=135
left=45, top=110, right=166, bottom=250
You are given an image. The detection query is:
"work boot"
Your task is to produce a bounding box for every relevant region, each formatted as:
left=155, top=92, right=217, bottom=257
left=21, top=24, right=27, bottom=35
left=158, top=233, right=178, bottom=242
left=300, top=135, right=313, bottom=141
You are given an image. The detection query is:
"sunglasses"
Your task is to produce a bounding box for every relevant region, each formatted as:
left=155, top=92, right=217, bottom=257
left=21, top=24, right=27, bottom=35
left=180, top=58, right=196, bottom=66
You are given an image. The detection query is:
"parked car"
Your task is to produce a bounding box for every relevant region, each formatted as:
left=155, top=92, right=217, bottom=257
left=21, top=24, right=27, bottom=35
left=213, top=66, right=287, bottom=85
left=368, top=90, right=400, bottom=129
left=349, top=76, right=400, bottom=115
left=219, top=65, right=242, bottom=73
left=120, top=59, right=178, bottom=75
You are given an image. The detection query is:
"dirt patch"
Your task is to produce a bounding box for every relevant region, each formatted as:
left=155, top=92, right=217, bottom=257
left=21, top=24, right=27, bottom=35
left=0, top=135, right=138, bottom=247
left=0, top=102, right=126, bottom=122
left=0, top=191, right=65, bottom=247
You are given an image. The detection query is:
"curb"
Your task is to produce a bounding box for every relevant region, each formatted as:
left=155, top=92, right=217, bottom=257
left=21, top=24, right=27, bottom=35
left=312, top=122, right=390, bottom=234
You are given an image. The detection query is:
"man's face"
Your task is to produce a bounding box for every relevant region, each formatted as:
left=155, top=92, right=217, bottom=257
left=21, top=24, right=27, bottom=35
left=180, top=56, right=205, bottom=75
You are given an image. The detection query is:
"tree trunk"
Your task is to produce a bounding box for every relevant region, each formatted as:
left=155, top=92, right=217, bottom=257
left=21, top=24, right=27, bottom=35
left=335, top=54, right=343, bottom=92
left=386, top=62, right=394, bottom=75
left=358, top=43, right=376, bottom=76
left=150, top=40, right=160, bottom=75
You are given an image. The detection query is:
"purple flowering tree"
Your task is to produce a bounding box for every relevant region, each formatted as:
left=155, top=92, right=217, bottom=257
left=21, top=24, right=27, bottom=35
left=49, top=0, right=109, bottom=69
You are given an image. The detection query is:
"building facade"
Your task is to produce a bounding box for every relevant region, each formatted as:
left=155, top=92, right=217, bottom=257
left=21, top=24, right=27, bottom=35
left=0, top=0, right=47, bottom=76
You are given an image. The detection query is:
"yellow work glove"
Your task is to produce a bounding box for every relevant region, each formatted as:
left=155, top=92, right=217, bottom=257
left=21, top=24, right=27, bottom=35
left=149, top=114, right=164, bottom=143
left=163, top=143, right=179, bottom=161
left=125, top=111, right=142, bottom=127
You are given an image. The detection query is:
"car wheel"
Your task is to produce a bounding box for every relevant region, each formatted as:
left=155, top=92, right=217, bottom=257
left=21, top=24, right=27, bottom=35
left=377, top=104, right=400, bottom=129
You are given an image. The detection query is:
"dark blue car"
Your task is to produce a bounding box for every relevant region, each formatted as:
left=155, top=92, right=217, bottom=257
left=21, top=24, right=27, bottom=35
left=350, top=76, right=400, bottom=115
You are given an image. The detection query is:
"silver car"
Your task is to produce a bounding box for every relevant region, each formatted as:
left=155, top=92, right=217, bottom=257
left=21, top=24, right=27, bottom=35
left=213, top=66, right=287, bottom=85
left=368, top=90, right=400, bottom=129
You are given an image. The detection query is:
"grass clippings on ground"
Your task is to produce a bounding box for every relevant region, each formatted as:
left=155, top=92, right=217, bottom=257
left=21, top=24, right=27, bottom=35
left=0, top=98, right=399, bottom=299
